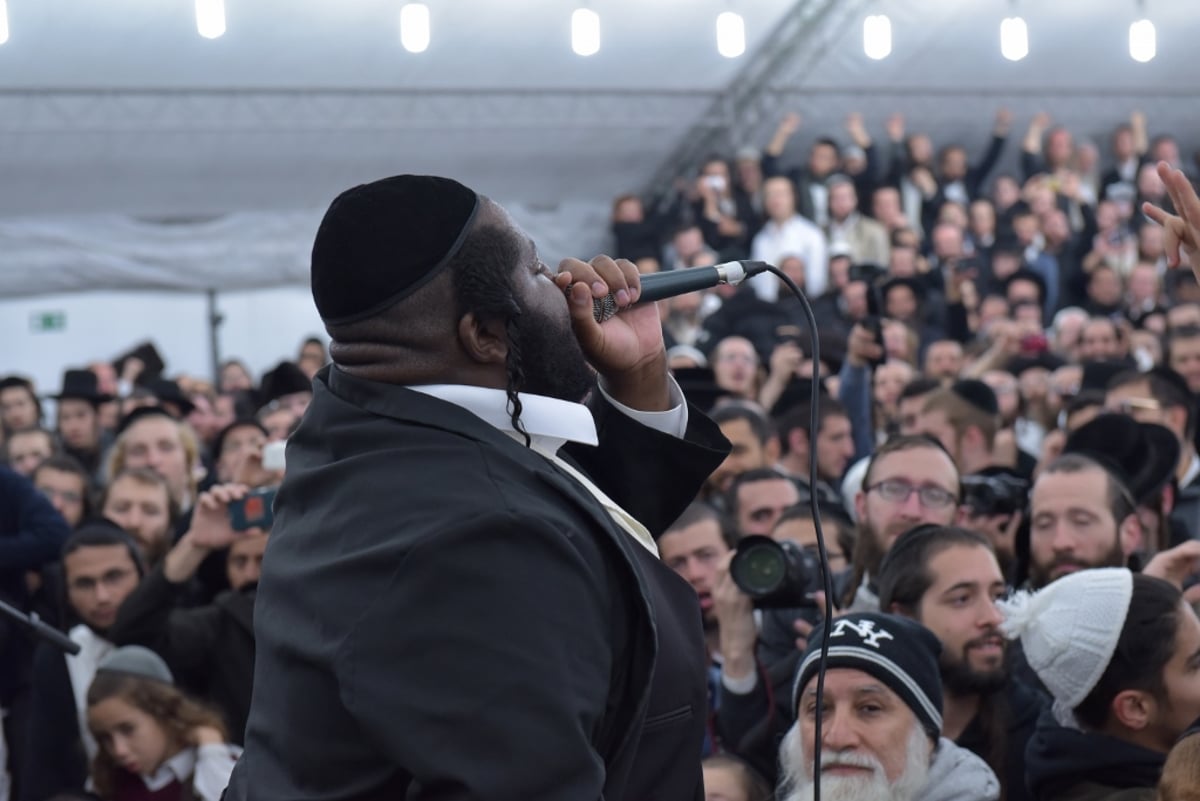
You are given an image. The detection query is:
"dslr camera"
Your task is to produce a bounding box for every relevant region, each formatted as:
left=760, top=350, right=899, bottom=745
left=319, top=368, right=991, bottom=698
left=962, top=474, right=1029, bottom=517
left=729, top=535, right=822, bottom=609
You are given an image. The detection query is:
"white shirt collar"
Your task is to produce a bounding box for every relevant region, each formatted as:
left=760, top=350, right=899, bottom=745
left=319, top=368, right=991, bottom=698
left=141, top=748, right=196, bottom=791
left=409, top=384, right=598, bottom=454
left=1183, top=452, right=1200, bottom=489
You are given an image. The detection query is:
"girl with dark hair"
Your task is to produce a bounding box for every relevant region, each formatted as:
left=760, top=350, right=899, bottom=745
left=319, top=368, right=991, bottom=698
left=86, top=647, right=239, bottom=801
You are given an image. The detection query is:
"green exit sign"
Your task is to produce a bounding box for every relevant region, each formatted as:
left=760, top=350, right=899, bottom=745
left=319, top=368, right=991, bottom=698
left=30, top=311, right=66, bottom=333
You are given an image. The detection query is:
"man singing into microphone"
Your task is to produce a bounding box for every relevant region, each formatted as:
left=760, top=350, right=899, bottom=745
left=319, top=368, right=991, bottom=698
left=224, top=175, right=730, bottom=800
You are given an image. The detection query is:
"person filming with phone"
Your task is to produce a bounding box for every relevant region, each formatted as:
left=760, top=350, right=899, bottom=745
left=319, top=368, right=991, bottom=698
left=106, top=446, right=280, bottom=746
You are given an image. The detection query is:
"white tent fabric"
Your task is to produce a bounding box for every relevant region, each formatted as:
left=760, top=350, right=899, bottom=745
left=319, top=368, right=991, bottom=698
left=0, top=0, right=1196, bottom=296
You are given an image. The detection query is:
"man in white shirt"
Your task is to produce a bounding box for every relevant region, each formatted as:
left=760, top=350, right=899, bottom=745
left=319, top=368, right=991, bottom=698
left=750, top=177, right=828, bottom=301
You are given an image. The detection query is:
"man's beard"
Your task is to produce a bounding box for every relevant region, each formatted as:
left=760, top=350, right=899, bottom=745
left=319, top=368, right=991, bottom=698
left=511, top=304, right=595, bottom=403
left=940, top=631, right=1008, bottom=695
left=1028, top=536, right=1125, bottom=589
left=779, top=720, right=933, bottom=801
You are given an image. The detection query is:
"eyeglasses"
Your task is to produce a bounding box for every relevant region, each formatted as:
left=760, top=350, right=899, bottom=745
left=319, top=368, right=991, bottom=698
left=866, top=479, right=958, bottom=509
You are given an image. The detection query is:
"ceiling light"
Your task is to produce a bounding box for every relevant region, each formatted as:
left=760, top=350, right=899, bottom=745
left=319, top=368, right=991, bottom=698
left=1129, top=19, right=1155, bottom=62
left=195, top=0, right=226, bottom=39
left=863, top=14, right=892, bottom=60
left=400, top=3, right=431, bottom=53
left=1000, top=16, right=1028, bottom=61
left=716, top=12, right=745, bottom=58
left=572, top=8, right=600, bottom=56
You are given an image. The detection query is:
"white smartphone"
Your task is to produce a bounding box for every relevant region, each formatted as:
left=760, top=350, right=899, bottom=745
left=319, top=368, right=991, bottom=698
left=262, top=440, right=287, bottom=472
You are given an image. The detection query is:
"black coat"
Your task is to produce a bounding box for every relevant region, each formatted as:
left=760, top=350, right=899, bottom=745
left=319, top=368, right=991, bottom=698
left=224, top=367, right=729, bottom=800
left=19, top=642, right=89, bottom=801
left=108, top=567, right=256, bottom=744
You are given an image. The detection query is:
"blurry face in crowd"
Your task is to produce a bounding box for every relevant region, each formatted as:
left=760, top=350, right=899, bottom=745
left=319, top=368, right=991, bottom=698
left=1043, top=211, right=1071, bottom=247
left=774, top=515, right=848, bottom=573
left=884, top=287, right=918, bottom=323
left=1, top=386, right=39, bottom=432
left=940, top=147, right=968, bottom=181
left=736, top=477, right=800, bottom=537
left=1089, top=267, right=1124, bottom=307
left=1079, top=319, right=1122, bottom=361
left=896, top=391, right=935, bottom=437
left=260, top=408, right=297, bottom=443
left=613, top=197, right=643, bottom=223
left=889, top=246, right=918, bottom=278
left=924, top=342, right=963, bottom=380
left=875, top=362, right=915, bottom=416
left=978, top=296, right=1011, bottom=331
left=103, top=475, right=173, bottom=565
left=829, top=182, right=858, bottom=222
left=1169, top=304, right=1200, bottom=331
left=1006, top=277, right=1042, bottom=310
left=1028, top=466, right=1131, bottom=589
left=186, top=395, right=223, bottom=445
left=1113, top=127, right=1135, bottom=162
left=938, top=203, right=968, bottom=231
left=217, top=423, right=267, bottom=483
left=968, top=200, right=995, bottom=237
left=1169, top=335, right=1200, bottom=394
left=121, top=418, right=190, bottom=504
left=1049, top=365, right=1082, bottom=409
left=909, top=133, right=933, bottom=165
left=674, top=227, right=704, bottom=263
left=1154, top=603, right=1200, bottom=752
left=298, top=342, right=326, bottom=379
left=1152, top=137, right=1181, bottom=166
left=660, top=518, right=729, bottom=626
left=8, top=429, right=53, bottom=477
left=993, top=176, right=1020, bottom=211
left=710, top=418, right=769, bottom=493
left=981, top=370, right=1020, bottom=424
left=1054, top=311, right=1088, bottom=356
left=764, top=178, right=798, bottom=222
left=787, top=670, right=932, bottom=801
left=1138, top=163, right=1166, bottom=199
left=810, top=143, right=839, bottom=178
left=1140, top=224, right=1165, bottom=262
left=873, top=188, right=902, bottom=228
left=817, top=414, right=856, bottom=483
left=1130, top=331, right=1163, bottom=369
left=736, top=157, right=762, bottom=191
left=780, top=256, right=807, bottom=289
left=64, top=544, right=139, bottom=632
left=227, top=531, right=268, bottom=591
left=1046, top=128, right=1074, bottom=167
left=713, top=338, right=758, bottom=399
left=883, top=321, right=914, bottom=364
left=911, top=545, right=1007, bottom=694
left=1128, top=264, right=1160, bottom=306
left=89, top=362, right=119, bottom=396
left=1096, top=201, right=1121, bottom=231
left=88, top=696, right=173, bottom=778
left=1013, top=215, right=1039, bottom=247
left=36, top=467, right=87, bottom=528
left=58, top=399, right=100, bottom=452
left=932, top=225, right=964, bottom=261
left=220, top=362, right=254, bottom=393
left=843, top=282, right=870, bottom=321
left=703, top=762, right=752, bottom=801
left=858, top=446, right=960, bottom=553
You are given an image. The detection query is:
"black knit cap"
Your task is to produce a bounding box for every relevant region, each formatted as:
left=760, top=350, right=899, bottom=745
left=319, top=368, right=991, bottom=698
left=951, top=378, right=999, bottom=416
left=311, top=175, right=481, bottom=325
left=794, top=612, right=944, bottom=739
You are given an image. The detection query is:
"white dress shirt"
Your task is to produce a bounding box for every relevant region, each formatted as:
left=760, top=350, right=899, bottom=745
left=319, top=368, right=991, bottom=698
left=750, top=215, right=829, bottom=301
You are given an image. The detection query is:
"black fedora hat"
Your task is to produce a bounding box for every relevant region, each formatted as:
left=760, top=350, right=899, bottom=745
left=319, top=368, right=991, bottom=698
left=49, top=369, right=113, bottom=404
left=1064, top=413, right=1180, bottom=505
left=258, top=362, right=313, bottom=407
left=147, top=379, right=195, bottom=418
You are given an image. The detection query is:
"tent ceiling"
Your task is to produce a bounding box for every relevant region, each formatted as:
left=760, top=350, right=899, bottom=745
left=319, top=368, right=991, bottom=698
left=0, top=0, right=1196, bottom=296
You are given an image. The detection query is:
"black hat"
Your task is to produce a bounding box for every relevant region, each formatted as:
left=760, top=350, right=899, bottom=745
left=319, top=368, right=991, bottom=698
left=878, top=275, right=927, bottom=304
left=113, top=342, right=166, bottom=386
left=951, top=378, right=999, bottom=416
left=1080, top=359, right=1134, bottom=393
left=311, top=175, right=481, bottom=325
left=770, top=376, right=830, bottom=419
left=671, top=367, right=731, bottom=414
left=1064, top=413, right=1180, bottom=505
left=794, top=613, right=944, bottom=739
left=147, top=379, right=195, bottom=418
left=848, top=262, right=887, bottom=285
left=259, top=362, right=312, bottom=407
left=115, top=405, right=176, bottom=437
left=1003, top=268, right=1048, bottom=303
left=1005, top=352, right=1066, bottom=377
left=0, top=375, right=35, bottom=394
left=213, top=419, right=268, bottom=461
left=49, top=369, right=113, bottom=404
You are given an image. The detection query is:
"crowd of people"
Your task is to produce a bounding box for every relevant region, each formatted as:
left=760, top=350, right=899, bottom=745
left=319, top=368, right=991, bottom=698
left=0, top=106, right=1199, bottom=800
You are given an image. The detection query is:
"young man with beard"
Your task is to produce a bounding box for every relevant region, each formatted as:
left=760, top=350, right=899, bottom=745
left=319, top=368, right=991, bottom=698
left=1001, top=568, right=1200, bottom=800
left=224, top=176, right=729, bottom=800
left=109, top=483, right=266, bottom=745
left=20, top=523, right=144, bottom=801
left=878, top=526, right=1044, bottom=801
left=780, top=612, right=1000, bottom=801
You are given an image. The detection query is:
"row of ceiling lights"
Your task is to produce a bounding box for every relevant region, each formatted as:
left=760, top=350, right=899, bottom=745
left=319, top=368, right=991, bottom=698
left=0, top=1, right=1161, bottom=64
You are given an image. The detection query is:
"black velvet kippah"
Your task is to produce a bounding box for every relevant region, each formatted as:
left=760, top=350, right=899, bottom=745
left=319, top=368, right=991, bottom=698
left=951, top=378, right=999, bottom=416
left=311, top=175, right=481, bottom=324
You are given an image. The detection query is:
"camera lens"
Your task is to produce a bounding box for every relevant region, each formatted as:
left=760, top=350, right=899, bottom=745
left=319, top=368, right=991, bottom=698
left=730, top=539, right=787, bottom=596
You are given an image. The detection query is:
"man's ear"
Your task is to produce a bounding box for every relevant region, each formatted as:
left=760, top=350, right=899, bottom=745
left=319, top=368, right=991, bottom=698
left=457, top=312, right=508, bottom=366
left=1119, top=512, right=1143, bottom=559
left=1110, top=688, right=1154, bottom=732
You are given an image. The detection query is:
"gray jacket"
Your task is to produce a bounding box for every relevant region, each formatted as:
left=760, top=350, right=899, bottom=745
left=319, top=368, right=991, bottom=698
left=923, top=737, right=1002, bottom=801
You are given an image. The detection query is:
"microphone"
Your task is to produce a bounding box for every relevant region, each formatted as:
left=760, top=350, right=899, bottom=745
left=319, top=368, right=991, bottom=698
left=570, top=260, right=770, bottom=323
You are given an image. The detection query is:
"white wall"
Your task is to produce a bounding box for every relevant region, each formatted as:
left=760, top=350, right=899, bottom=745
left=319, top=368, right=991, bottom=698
left=0, top=287, right=325, bottom=395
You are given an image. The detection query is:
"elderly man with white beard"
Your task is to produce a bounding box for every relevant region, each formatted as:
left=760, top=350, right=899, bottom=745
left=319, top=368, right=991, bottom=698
left=779, top=612, right=1000, bottom=801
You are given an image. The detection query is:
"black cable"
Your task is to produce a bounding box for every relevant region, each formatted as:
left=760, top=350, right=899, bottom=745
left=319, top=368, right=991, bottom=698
left=763, top=264, right=833, bottom=801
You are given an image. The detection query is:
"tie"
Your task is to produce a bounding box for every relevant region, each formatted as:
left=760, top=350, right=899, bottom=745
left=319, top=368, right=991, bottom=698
left=527, top=441, right=659, bottom=557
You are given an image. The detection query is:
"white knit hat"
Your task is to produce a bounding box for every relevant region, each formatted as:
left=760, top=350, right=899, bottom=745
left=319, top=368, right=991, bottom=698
left=998, top=568, right=1133, bottom=729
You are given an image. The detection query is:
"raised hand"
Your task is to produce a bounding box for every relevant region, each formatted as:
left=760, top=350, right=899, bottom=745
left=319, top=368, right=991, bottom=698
left=1142, top=161, right=1200, bottom=277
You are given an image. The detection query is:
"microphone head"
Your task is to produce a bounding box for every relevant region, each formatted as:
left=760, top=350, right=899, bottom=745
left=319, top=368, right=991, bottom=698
left=564, top=284, right=619, bottom=323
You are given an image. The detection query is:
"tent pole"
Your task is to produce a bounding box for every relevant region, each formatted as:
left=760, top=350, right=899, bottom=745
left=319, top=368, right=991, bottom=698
left=206, top=288, right=223, bottom=384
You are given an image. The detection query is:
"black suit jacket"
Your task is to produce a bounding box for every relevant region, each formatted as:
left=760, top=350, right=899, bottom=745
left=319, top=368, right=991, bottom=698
left=19, top=643, right=89, bottom=801
left=224, top=367, right=728, bottom=800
